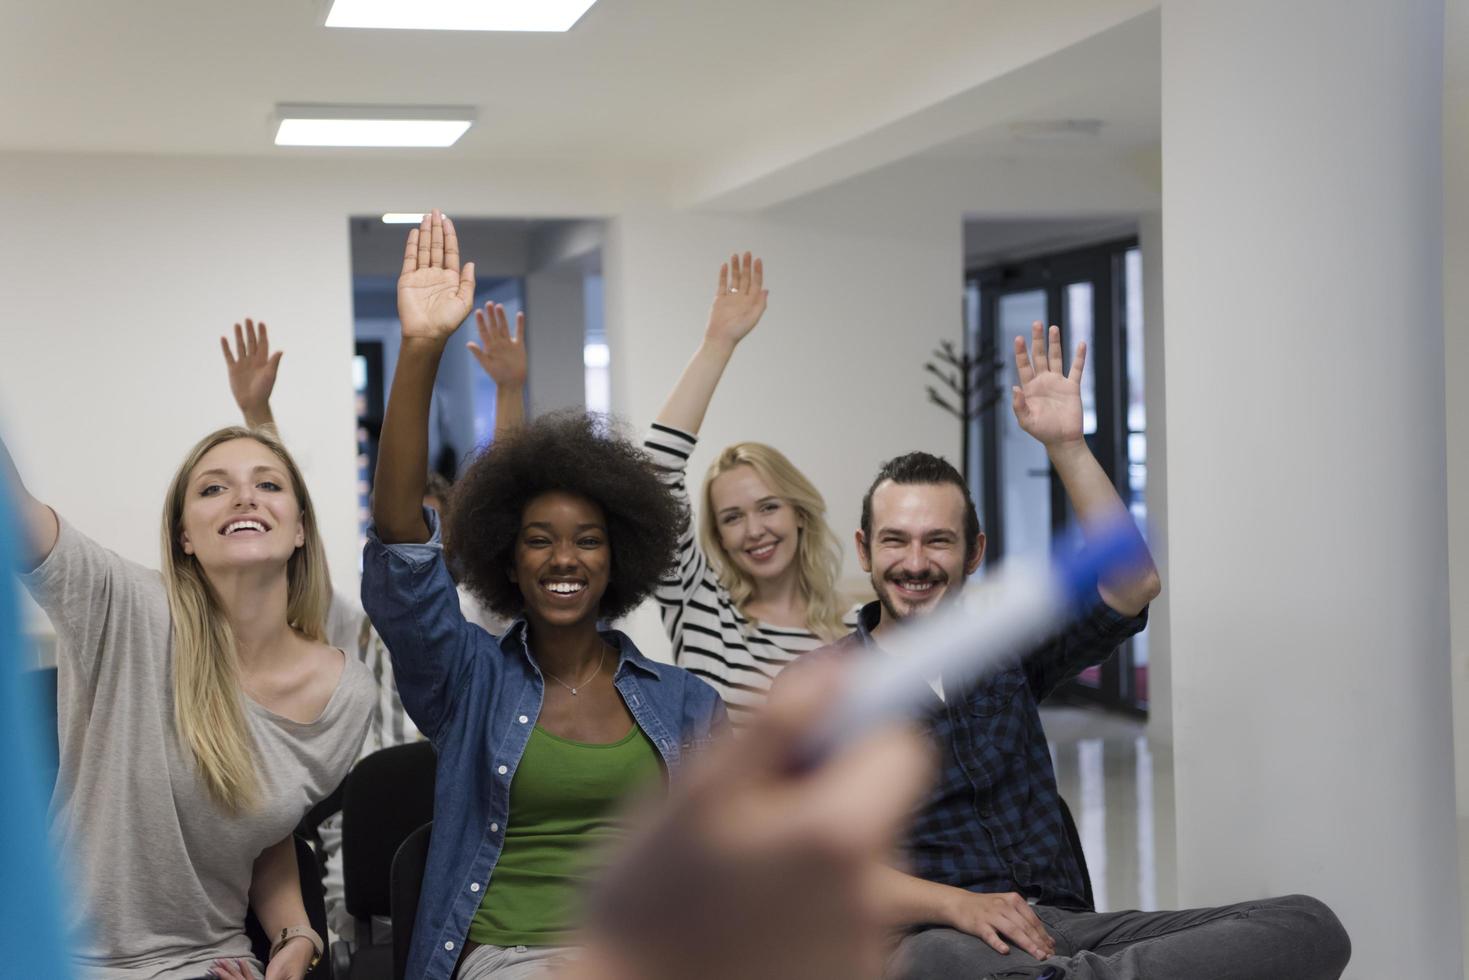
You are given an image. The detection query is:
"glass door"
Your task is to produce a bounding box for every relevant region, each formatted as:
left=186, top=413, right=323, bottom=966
left=968, top=238, right=1146, bottom=714
left=996, top=290, right=1053, bottom=563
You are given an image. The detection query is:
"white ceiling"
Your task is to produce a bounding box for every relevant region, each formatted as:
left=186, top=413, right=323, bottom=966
left=0, top=0, right=1163, bottom=206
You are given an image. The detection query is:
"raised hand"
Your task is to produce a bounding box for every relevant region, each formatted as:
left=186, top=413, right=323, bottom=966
left=398, top=209, right=476, bottom=343
left=467, top=302, right=528, bottom=388
left=1011, top=321, right=1085, bottom=449
left=703, top=251, right=768, bottom=350
left=220, top=318, right=282, bottom=426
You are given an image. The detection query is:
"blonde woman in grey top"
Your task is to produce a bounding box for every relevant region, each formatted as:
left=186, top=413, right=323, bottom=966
left=4, top=424, right=373, bottom=980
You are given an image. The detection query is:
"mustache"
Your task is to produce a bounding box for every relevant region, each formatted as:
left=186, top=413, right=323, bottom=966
left=886, top=571, right=948, bottom=585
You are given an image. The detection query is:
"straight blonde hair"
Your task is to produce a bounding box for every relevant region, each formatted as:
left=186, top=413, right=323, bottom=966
left=160, top=426, right=330, bottom=812
left=699, top=443, right=846, bottom=641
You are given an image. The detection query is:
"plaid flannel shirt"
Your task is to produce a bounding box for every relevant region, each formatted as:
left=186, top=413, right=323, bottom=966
left=837, top=597, right=1146, bottom=909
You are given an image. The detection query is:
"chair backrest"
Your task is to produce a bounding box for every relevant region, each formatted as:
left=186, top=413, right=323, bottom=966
left=246, top=835, right=333, bottom=980
left=1056, top=794, right=1095, bottom=911
left=390, top=822, right=432, bottom=980
left=292, top=779, right=345, bottom=889
left=342, top=741, right=437, bottom=921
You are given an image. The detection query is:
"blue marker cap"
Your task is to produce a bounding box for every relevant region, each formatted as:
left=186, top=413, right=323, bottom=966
left=1050, top=517, right=1149, bottom=612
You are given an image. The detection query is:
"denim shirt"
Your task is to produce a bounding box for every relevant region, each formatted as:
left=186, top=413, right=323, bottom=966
left=835, top=597, right=1146, bottom=910
left=361, top=511, right=726, bottom=980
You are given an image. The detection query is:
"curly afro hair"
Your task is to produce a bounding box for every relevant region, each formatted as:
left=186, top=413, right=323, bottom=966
left=445, top=410, right=681, bottom=621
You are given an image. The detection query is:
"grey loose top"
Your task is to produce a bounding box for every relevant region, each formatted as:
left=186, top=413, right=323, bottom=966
left=21, top=519, right=373, bottom=980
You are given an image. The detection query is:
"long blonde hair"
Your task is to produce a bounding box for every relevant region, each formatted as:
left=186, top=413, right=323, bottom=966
left=160, top=426, right=330, bottom=811
left=698, top=443, right=846, bottom=641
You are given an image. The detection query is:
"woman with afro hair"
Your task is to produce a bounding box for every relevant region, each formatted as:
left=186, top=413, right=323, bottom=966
left=362, top=211, right=725, bottom=980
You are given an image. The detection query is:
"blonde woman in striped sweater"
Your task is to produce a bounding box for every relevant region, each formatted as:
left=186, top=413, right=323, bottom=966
left=644, top=253, right=857, bottom=725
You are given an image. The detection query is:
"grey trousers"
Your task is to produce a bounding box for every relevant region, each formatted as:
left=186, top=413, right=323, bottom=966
left=454, top=943, right=581, bottom=980
left=885, top=893, right=1350, bottom=980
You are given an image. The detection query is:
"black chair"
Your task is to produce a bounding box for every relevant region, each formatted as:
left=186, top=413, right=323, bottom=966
left=246, top=835, right=333, bottom=980
left=297, top=779, right=347, bottom=870
left=1057, top=795, right=1095, bottom=911
left=390, top=822, right=433, bottom=980
left=333, top=742, right=437, bottom=980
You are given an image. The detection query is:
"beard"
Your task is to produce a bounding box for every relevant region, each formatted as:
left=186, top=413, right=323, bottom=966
left=871, top=569, right=951, bottom=625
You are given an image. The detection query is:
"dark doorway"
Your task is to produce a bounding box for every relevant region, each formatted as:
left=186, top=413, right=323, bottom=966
left=966, top=238, right=1149, bottom=715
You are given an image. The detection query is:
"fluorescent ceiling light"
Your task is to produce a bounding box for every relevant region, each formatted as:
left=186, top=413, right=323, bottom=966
left=273, top=104, right=474, bottom=147
left=275, top=119, right=469, bottom=147
left=325, top=0, right=599, bottom=32
left=382, top=213, right=428, bottom=224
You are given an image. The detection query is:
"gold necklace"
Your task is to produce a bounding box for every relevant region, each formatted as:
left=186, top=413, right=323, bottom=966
left=544, top=647, right=606, bottom=696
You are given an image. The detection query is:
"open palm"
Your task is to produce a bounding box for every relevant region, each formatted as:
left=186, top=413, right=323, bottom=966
left=220, top=318, right=281, bottom=414
left=704, top=251, right=768, bottom=348
left=467, top=302, right=528, bottom=386
left=1012, top=321, right=1085, bottom=447
left=398, top=210, right=476, bottom=342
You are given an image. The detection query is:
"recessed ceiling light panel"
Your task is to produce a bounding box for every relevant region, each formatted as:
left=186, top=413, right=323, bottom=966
left=382, top=213, right=429, bottom=224
left=325, top=0, right=599, bottom=32
left=272, top=104, right=475, bottom=147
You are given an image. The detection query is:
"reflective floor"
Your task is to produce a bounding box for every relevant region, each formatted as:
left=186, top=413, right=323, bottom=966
left=1042, top=706, right=1178, bottom=913
left=1050, top=709, right=1469, bottom=977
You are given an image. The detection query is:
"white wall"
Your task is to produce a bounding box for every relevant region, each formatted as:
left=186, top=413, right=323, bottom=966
left=1161, top=1, right=1457, bottom=976
left=0, top=149, right=969, bottom=626
left=0, top=151, right=627, bottom=631
left=610, top=200, right=961, bottom=552
left=0, top=148, right=988, bottom=666
left=1444, top=0, right=1469, bottom=961
left=0, top=136, right=1159, bottom=653
left=1136, top=213, right=1172, bottom=754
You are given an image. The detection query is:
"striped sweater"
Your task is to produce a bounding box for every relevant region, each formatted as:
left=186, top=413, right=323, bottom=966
left=643, top=423, right=858, bottom=724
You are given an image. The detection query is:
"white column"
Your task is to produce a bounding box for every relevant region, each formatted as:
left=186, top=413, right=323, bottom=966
left=1138, top=211, right=1172, bottom=750
left=1160, top=2, right=1456, bottom=977
left=1443, top=0, right=1469, bottom=962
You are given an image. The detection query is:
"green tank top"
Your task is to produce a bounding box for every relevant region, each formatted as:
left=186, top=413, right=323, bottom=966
left=468, top=724, right=663, bottom=947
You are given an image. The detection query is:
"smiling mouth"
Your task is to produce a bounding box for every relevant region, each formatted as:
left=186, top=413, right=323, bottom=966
left=891, top=578, right=942, bottom=598
left=220, top=519, right=270, bottom=536
left=746, top=542, right=779, bottom=561
left=542, top=580, right=588, bottom=598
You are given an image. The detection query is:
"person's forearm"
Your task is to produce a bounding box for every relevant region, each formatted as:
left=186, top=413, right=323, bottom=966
left=654, top=338, right=737, bottom=436
left=241, top=400, right=276, bottom=431
left=866, top=863, right=962, bottom=929
left=249, top=836, right=311, bottom=959
left=494, top=383, right=525, bottom=439
left=373, top=339, right=443, bottom=543
left=1047, top=440, right=1161, bottom=615
left=0, top=432, right=59, bottom=569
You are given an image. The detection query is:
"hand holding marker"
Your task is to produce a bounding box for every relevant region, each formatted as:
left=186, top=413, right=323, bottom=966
left=802, top=516, right=1150, bottom=765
